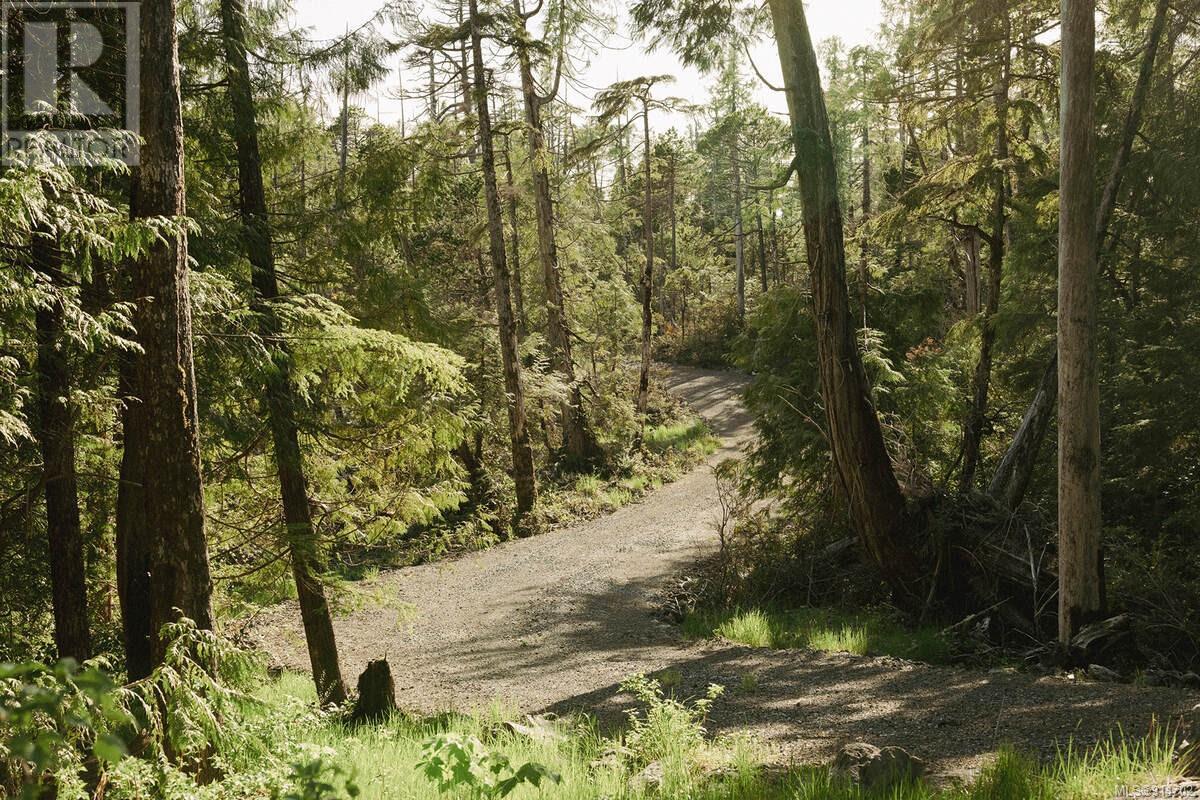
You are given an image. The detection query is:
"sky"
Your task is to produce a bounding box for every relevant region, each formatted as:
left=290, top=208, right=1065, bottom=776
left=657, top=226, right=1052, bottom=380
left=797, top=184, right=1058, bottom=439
left=288, top=0, right=886, bottom=131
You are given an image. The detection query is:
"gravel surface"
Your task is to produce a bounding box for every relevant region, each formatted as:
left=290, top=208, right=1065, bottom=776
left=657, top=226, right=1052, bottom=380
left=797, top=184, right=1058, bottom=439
left=250, top=365, right=1196, bottom=778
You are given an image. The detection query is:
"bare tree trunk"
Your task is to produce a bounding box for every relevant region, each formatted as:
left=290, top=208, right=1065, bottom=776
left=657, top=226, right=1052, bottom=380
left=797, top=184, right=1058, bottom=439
left=636, top=99, right=654, bottom=434
left=989, top=0, right=1167, bottom=511
left=468, top=0, right=538, bottom=526
left=963, top=230, right=981, bottom=315
left=117, top=330, right=153, bottom=678
left=988, top=355, right=1056, bottom=509
left=732, top=123, right=746, bottom=322
left=220, top=0, right=347, bottom=704
left=502, top=136, right=528, bottom=340
left=511, top=3, right=600, bottom=468
left=960, top=18, right=1010, bottom=493
left=858, top=106, right=871, bottom=327
left=766, top=0, right=920, bottom=598
left=336, top=35, right=351, bottom=205
left=1057, top=0, right=1103, bottom=645
left=756, top=207, right=769, bottom=294
left=33, top=228, right=91, bottom=662
left=133, top=0, right=214, bottom=666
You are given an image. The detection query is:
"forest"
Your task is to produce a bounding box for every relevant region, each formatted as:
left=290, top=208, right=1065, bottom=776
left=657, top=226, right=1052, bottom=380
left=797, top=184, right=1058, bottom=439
left=1, top=0, right=1199, bottom=797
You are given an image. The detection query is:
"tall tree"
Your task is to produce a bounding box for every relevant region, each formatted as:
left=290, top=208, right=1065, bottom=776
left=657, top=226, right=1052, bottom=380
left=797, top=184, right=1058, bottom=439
left=988, top=0, right=1170, bottom=510
left=764, top=0, right=920, bottom=596
left=1057, top=0, right=1102, bottom=644
left=33, top=228, right=90, bottom=662
left=510, top=0, right=601, bottom=468
left=959, top=6, right=1011, bottom=493
left=219, top=0, right=347, bottom=704
left=596, top=77, right=673, bottom=434
left=128, top=0, right=215, bottom=667
left=468, top=0, right=538, bottom=526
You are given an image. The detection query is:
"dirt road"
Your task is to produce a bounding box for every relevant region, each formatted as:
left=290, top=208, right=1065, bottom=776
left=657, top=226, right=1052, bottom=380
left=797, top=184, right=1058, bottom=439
left=252, top=366, right=1193, bottom=777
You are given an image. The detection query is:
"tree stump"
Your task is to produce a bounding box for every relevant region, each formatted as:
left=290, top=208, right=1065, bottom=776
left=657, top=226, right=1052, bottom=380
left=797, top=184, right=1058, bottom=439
left=348, top=658, right=397, bottom=725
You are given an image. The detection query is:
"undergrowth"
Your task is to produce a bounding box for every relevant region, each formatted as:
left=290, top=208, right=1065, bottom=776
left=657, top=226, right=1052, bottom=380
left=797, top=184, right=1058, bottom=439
left=2, top=643, right=1183, bottom=800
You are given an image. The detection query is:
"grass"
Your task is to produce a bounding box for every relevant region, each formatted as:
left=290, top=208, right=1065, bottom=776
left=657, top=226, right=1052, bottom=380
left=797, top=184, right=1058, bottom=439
left=643, top=419, right=720, bottom=457
left=681, top=606, right=955, bottom=664
left=536, top=416, right=718, bottom=529
left=248, top=672, right=1180, bottom=800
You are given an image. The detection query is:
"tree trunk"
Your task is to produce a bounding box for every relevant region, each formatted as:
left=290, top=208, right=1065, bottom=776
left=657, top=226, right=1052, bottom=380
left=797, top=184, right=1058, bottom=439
left=988, top=0, right=1167, bottom=511
left=858, top=107, right=871, bottom=327
left=129, top=0, right=215, bottom=668
left=511, top=4, right=600, bottom=468
left=988, top=355, right=1056, bottom=510
left=756, top=207, right=769, bottom=295
left=732, top=121, right=746, bottom=322
left=959, top=18, right=1010, bottom=494
left=219, top=0, right=347, bottom=704
left=116, top=185, right=153, bottom=678
left=1096, top=0, right=1169, bottom=249
left=636, top=99, right=654, bottom=432
left=963, top=230, right=981, bottom=316
left=33, top=228, right=91, bottom=662
left=502, top=137, right=528, bottom=340
left=468, top=0, right=538, bottom=526
left=1057, top=0, right=1103, bottom=645
left=336, top=39, right=351, bottom=205
left=766, top=0, right=920, bottom=598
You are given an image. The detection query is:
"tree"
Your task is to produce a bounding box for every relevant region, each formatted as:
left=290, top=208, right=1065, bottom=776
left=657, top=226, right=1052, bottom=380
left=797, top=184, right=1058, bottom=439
left=32, top=228, right=90, bottom=662
left=1057, top=0, right=1102, bottom=644
left=467, top=0, right=538, bottom=527
left=958, top=5, right=1011, bottom=493
left=219, top=0, right=347, bottom=703
left=989, top=0, right=1170, bottom=511
left=124, top=0, right=215, bottom=669
left=763, top=0, right=921, bottom=596
left=594, top=76, right=675, bottom=437
left=510, top=0, right=602, bottom=469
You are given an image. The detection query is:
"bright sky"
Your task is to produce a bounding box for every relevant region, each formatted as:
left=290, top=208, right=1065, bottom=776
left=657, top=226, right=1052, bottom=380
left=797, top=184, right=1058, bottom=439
left=288, top=0, right=886, bottom=131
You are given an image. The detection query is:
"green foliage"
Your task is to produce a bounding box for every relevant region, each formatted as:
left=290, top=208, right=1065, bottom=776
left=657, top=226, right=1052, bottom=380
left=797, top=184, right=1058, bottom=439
left=278, top=758, right=360, bottom=800
left=416, top=733, right=560, bottom=798
left=619, top=674, right=725, bottom=769
left=0, top=659, right=132, bottom=799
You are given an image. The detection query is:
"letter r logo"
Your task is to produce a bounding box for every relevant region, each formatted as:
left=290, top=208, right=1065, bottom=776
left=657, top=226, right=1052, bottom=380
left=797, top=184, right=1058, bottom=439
left=23, top=20, right=114, bottom=115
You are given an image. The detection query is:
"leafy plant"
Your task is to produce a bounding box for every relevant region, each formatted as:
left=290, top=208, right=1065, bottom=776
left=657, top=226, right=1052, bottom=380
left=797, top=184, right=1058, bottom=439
left=0, top=658, right=133, bottom=799
left=416, top=732, right=560, bottom=798
left=278, top=758, right=360, bottom=800
left=619, top=673, right=725, bottom=768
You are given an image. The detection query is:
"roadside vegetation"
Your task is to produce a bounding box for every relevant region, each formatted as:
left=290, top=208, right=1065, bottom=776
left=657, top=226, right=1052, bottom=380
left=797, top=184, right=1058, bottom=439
left=0, top=640, right=1183, bottom=800
left=681, top=606, right=954, bottom=665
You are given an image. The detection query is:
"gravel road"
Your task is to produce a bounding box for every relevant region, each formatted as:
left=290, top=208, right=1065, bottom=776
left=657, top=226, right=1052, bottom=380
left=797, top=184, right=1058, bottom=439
left=251, top=366, right=1194, bottom=778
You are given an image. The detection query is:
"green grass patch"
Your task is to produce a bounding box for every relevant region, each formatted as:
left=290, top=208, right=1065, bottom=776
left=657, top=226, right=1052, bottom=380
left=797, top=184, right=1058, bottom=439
left=681, top=606, right=955, bottom=664
left=644, top=419, right=719, bottom=457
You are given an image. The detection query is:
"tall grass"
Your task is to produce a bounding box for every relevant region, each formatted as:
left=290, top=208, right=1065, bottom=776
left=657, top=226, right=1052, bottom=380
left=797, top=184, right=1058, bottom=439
left=248, top=673, right=1180, bottom=800
left=681, top=606, right=954, bottom=664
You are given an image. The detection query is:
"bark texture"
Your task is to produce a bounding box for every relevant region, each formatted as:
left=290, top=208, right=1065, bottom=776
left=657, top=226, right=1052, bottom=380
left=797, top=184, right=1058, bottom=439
left=469, top=0, right=538, bottom=525
left=1057, top=0, right=1103, bottom=644
left=766, top=0, right=920, bottom=598
left=220, top=0, right=347, bottom=704
left=116, top=222, right=153, bottom=679
left=33, top=228, right=91, bottom=662
left=131, top=0, right=214, bottom=666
